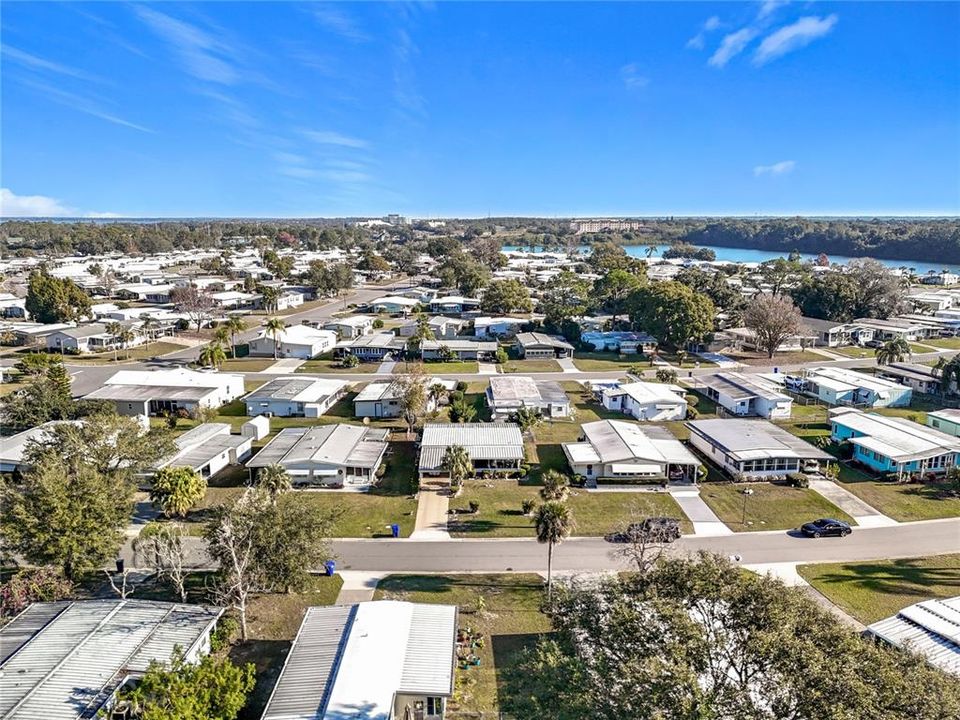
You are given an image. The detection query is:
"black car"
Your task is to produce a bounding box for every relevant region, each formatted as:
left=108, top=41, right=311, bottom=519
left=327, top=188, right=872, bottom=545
left=800, top=518, right=852, bottom=538
left=605, top=517, right=682, bottom=544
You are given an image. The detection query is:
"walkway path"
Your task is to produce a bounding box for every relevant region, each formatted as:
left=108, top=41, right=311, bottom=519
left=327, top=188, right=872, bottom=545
left=261, top=358, right=305, bottom=374
left=668, top=487, right=734, bottom=536
left=808, top=479, right=898, bottom=528
left=335, top=571, right=387, bottom=604
left=376, top=359, right=397, bottom=374
left=410, top=484, right=451, bottom=541
left=557, top=358, right=579, bottom=373
left=477, top=362, right=499, bottom=375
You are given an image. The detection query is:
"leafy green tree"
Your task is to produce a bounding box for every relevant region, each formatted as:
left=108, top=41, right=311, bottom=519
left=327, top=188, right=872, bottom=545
left=442, top=444, right=473, bottom=491
left=932, top=355, right=960, bottom=396
left=591, top=269, right=644, bottom=320
left=539, top=271, right=591, bottom=333
left=875, top=337, right=912, bottom=366
left=655, top=368, right=679, bottom=384
left=150, top=466, right=207, bottom=518
left=395, top=371, right=428, bottom=437
left=793, top=258, right=905, bottom=322
left=511, top=406, right=542, bottom=437
left=0, top=567, right=73, bottom=621
left=494, top=346, right=509, bottom=364
left=258, top=285, right=280, bottom=313
left=588, top=241, right=631, bottom=272
left=448, top=393, right=477, bottom=423
left=743, top=293, right=806, bottom=358
left=505, top=552, right=960, bottom=720
left=1, top=455, right=133, bottom=580
left=1, top=358, right=75, bottom=431
left=480, top=279, right=533, bottom=314
left=535, top=500, right=573, bottom=605
left=357, top=250, right=392, bottom=273
left=438, top=252, right=490, bottom=294
left=25, top=267, right=92, bottom=323
left=540, top=469, right=570, bottom=502
left=224, top=315, right=247, bottom=357
left=627, top=281, right=715, bottom=348
left=118, top=650, right=255, bottom=720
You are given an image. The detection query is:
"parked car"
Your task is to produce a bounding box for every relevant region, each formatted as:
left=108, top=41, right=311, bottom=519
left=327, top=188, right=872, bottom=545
left=605, top=517, right=682, bottom=544
left=800, top=518, right=852, bottom=538
left=864, top=339, right=883, bottom=349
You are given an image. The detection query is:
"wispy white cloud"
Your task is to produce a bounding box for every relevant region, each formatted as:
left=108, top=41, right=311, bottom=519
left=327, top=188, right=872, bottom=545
left=758, top=0, right=789, bottom=20
left=134, top=6, right=239, bottom=84
left=754, top=160, right=796, bottom=176
left=392, top=27, right=426, bottom=118
left=320, top=169, right=372, bottom=184
left=303, top=130, right=370, bottom=149
left=709, top=28, right=759, bottom=68
left=754, top=15, right=839, bottom=65
left=2, top=45, right=105, bottom=83
left=620, top=63, right=650, bottom=89
left=310, top=4, right=370, bottom=42
left=0, top=188, right=74, bottom=217
left=84, top=211, right=124, bottom=218
left=17, top=78, right=154, bottom=133
left=686, top=16, right=722, bottom=50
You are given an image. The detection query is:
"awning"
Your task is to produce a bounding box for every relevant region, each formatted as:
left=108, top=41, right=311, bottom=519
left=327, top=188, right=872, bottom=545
left=610, top=463, right=662, bottom=475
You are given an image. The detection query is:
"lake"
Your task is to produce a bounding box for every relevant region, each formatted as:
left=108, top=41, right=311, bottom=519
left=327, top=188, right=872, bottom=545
left=503, top=244, right=960, bottom=276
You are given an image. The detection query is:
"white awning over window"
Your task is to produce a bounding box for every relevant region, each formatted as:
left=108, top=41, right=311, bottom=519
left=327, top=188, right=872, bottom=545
left=610, top=463, right=661, bottom=474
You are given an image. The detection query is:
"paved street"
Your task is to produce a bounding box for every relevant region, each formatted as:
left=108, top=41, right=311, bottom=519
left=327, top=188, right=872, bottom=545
left=121, top=517, right=960, bottom=574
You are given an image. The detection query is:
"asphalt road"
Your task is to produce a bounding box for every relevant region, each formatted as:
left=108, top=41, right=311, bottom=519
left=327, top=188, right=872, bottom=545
left=123, top=517, right=960, bottom=573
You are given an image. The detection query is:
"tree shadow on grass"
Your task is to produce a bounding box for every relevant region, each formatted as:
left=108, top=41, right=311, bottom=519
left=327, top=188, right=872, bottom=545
left=491, top=631, right=555, bottom=709
left=231, top=639, right=291, bottom=720
left=813, top=557, right=960, bottom=600
left=449, top=519, right=533, bottom=536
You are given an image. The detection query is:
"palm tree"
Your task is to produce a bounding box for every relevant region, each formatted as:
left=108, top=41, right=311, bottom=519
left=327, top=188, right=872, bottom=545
left=874, top=337, right=911, bottom=366
left=442, top=444, right=472, bottom=493
left=260, top=286, right=280, bottom=314
left=199, top=343, right=227, bottom=370
left=264, top=317, right=286, bottom=360
left=428, top=382, right=448, bottom=410
left=140, top=316, right=159, bottom=352
left=118, top=328, right=136, bottom=359
left=511, top=406, right=543, bottom=438
left=540, top=469, right=570, bottom=502
left=213, top=324, right=231, bottom=348
left=105, top=321, right=123, bottom=361
left=225, top=315, right=248, bottom=358
left=535, top=501, right=573, bottom=605
left=931, top=356, right=960, bottom=396
left=255, top=464, right=291, bottom=501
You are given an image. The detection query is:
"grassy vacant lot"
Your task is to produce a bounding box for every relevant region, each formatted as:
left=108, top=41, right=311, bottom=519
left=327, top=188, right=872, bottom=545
left=798, top=554, right=960, bottom=624
left=450, top=480, right=692, bottom=537
left=40, top=341, right=186, bottom=364
left=699, top=482, right=854, bottom=532
left=502, top=359, right=562, bottom=373
left=924, top=337, right=960, bottom=350
left=572, top=351, right=646, bottom=372
left=218, top=357, right=276, bottom=372
left=828, top=345, right=876, bottom=359
left=835, top=463, right=960, bottom=521
left=399, top=360, right=479, bottom=374
left=374, top=574, right=550, bottom=715
left=297, top=357, right=379, bottom=373
left=726, top=350, right=826, bottom=366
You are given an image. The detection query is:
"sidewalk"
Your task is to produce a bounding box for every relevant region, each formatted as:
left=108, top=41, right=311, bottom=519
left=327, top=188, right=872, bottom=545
left=668, top=487, right=733, bottom=536
left=478, top=362, right=499, bottom=375
left=335, top=571, right=386, bottom=604
left=262, top=358, right=305, bottom=374
left=410, top=486, right=451, bottom=540
left=377, top=359, right=397, bottom=374
left=557, top=358, right=579, bottom=373
left=808, top=478, right=898, bottom=528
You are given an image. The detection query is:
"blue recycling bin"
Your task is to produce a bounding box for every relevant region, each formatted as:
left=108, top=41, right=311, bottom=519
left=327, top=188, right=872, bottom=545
left=324, top=560, right=336, bottom=576
left=391, top=523, right=400, bottom=538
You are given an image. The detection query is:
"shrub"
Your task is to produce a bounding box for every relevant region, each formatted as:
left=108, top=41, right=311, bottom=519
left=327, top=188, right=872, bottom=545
left=468, top=500, right=480, bottom=513
left=786, top=472, right=809, bottom=488
left=210, top=615, right=240, bottom=652
left=0, top=567, right=73, bottom=621
left=456, top=381, right=468, bottom=392
left=372, top=318, right=385, bottom=329
left=686, top=406, right=699, bottom=420
left=521, top=499, right=536, bottom=515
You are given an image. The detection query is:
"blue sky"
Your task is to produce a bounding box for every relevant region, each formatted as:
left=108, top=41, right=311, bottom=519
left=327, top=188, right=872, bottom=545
left=1, top=1, right=958, bottom=218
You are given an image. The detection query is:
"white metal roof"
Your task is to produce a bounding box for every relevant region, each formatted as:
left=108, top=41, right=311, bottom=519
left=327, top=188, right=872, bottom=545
left=256, top=324, right=337, bottom=346
left=688, top=419, right=832, bottom=461
left=262, top=601, right=457, bottom=720
left=418, top=423, right=525, bottom=470
left=608, top=381, right=686, bottom=406
left=354, top=378, right=455, bottom=403
left=804, top=366, right=909, bottom=395
left=0, top=600, right=221, bottom=720
left=832, top=409, right=960, bottom=462
left=573, top=420, right=699, bottom=466
left=247, top=425, right=388, bottom=469
left=247, top=376, right=348, bottom=404
left=867, top=596, right=960, bottom=676
left=94, top=367, right=242, bottom=390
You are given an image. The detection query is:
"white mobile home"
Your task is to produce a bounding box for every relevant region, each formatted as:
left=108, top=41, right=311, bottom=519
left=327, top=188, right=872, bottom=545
left=354, top=378, right=457, bottom=418
left=802, top=366, right=912, bottom=408
left=485, top=375, right=571, bottom=420
left=157, top=422, right=253, bottom=479
left=244, top=376, right=349, bottom=417
left=596, top=380, right=687, bottom=421
left=83, top=368, right=245, bottom=416
left=693, top=372, right=793, bottom=419
left=418, top=423, right=525, bottom=478
left=249, top=324, right=337, bottom=359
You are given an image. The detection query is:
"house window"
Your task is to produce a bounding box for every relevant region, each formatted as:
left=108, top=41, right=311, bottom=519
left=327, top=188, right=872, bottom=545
left=586, top=464, right=593, bottom=475
left=426, top=697, right=443, bottom=715
left=932, top=419, right=941, bottom=428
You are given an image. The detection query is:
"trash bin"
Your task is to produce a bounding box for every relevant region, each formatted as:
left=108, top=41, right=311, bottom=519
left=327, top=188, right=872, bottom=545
left=391, top=523, right=400, bottom=538
left=115, top=558, right=124, bottom=574
left=324, top=560, right=336, bottom=576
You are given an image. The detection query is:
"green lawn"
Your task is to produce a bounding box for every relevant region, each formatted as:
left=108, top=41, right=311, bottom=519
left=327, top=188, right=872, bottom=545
left=699, top=482, right=854, bottom=532
left=726, top=350, right=826, bottom=366
left=399, top=361, right=479, bottom=374
left=374, top=574, right=550, bottom=715
left=572, top=351, right=647, bottom=372
left=924, top=337, right=960, bottom=350
left=48, top=340, right=186, bottom=364
left=218, top=358, right=276, bottom=372
left=835, top=462, right=960, bottom=522
left=450, top=480, right=692, bottom=537
left=297, top=358, right=380, bottom=373
left=798, top=554, right=960, bottom=624
left=828, top=345, right=876, bottom=359
left=502, top=359, right=562, bottom=373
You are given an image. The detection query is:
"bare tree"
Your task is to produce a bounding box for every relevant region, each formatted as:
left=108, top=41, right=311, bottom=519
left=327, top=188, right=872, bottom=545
left=170, top=285, right=215, bottom=334
left=134, top=522, right=190, bottom=603
left=103, top=568, right=136, bottom=599
left=743, top=293, right=806, bottom=359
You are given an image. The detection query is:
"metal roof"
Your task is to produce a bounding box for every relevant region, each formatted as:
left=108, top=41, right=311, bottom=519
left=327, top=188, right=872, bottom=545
left=264, top=601, right=457, bottom=720
left=696, top=372, right=789, bottom=402
left=867, top=596, right=960, bottom=676
left=688, top=419, right=832, bottom=462
left=487, top=376, right=568, bottom=406
left=354, top=378, right=456, bottom=403
left=515, top=332, right=574, bottom=350
left=573, top=420, right=699, bottom=466
left=247, top=376, right=348, bottom=403
left=804, top=366, right=909, bottom=395
left=419, top=423, right=524, bottom=470
left=831, top=408, right=960, bottom=462
left=0, top=600, right=222, bottom=720
left=247, top=425, right=388, bottom=469
left=83, top=384, right=213, bottom=402
left=420, top=339, right=497, bottom=352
